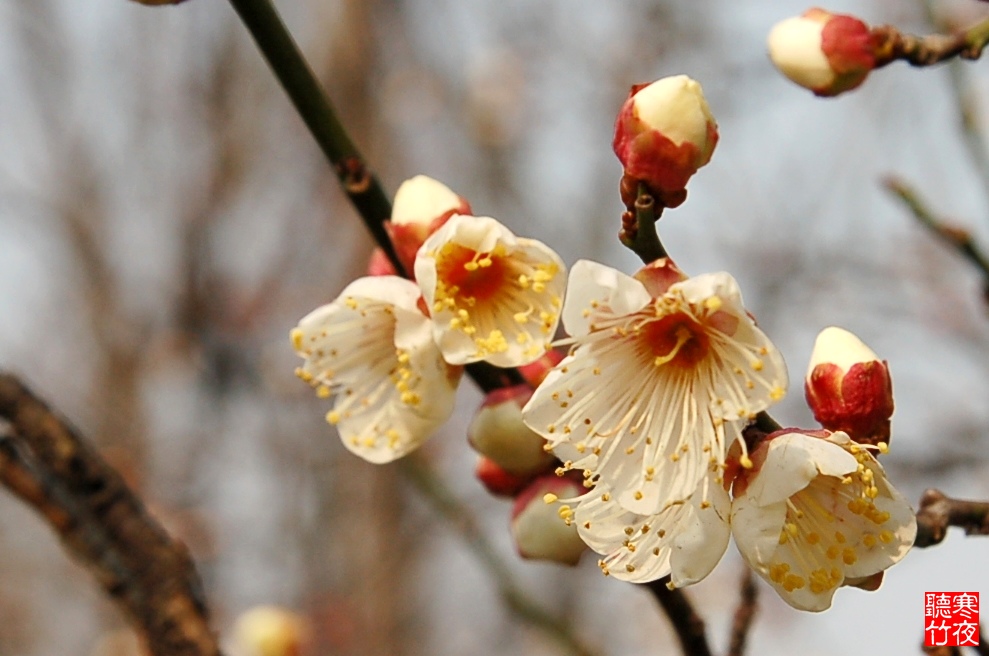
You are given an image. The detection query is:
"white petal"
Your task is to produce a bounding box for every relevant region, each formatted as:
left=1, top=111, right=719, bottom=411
left=807, top=326, right=880, bottom=377
left=730, top=495, right=789, bottom=568
left=744, top=433, right=857, bottom=506
left=392, top=175, right=463, bottom=226
left=561, top=260, right=651, bottom=337
left=671, top=478, right=731, bottom=587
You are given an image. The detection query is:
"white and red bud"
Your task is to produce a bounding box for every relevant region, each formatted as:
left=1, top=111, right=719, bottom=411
left=385, top=175, right=471, bottom=274
left=518, top=349, right=565, bottom=388
left=805, top=327, right=893, bottom=446
left=510, top=474, right=587, bottom=566
left=232, top=606, right=309, bottom=656
left=468, top=384, right=557, bottom=476
left=767, top=8, right=877, bottom=98
left=475, top=455, right=530, bottom=497
left=613, top=75, right=718, bottom=208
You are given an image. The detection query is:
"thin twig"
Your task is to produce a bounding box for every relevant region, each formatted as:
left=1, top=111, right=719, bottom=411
left=398, top=455, right=598, bottom=656
left=0, top=374, right=221, bottom=656
left=882, top=177, right=989, bottom=285
left=644, top=578, right=712, bottom=656
left=873, top=14, right=989, bottom=67
left=914, top=488, right=989, bottom=547
left=726, top=568, right=758, bottom=656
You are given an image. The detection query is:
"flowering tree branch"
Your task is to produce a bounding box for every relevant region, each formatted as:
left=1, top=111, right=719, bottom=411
left=726, top=569, right=758, bottom=656
left=914, top=488, right=989, bottom=548
left=0, top=373, right=221, bottom=656
left=882, top=177, right=989, bottom=297
left=873, top=15, right=989, bottom=67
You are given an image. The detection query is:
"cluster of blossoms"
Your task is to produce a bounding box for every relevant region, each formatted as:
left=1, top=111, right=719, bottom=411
left=292, top=74, right=916, bottom=612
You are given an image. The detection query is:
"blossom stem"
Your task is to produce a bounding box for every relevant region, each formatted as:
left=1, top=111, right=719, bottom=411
left=225, top=0, right=399, bottom=272
left=398, top=455, right=599, bottom=656
left=623, top=184, right=667, bottom=264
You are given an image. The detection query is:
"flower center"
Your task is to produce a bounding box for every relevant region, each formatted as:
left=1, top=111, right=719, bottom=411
left=434, top=243, right=508, bottom=304
left=641, top=312, right=710, bottom=369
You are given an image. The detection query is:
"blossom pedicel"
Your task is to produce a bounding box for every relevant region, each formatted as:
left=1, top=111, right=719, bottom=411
left=291, top=276, right=461, bottom=463
left=767, top=8, right=877, bottom=97
left=731, top=430, right=916, bottom=611
left=612, top=75, right=718, bottom=208
left=805, top=326, right=893, bottom=445
left=415, top=215, right=566, bottom=368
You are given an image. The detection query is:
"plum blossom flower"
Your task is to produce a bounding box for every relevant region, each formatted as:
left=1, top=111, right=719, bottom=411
left=731, top=430, right=916, bottom=611
left=767, top=9, right=877, bottom=97
left=415, top=215, right=566, bottom=367
left=291, top=276, right=461, bottom=463
left=523, top=259, right=787, bottom=514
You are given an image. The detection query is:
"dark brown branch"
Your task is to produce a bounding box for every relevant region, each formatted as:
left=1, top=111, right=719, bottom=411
left=922, top=645, right=961, bottom=656
left=873, top=15, right=989, bottom=67
left=726, top=568, right=758, bottom=656
left=645, top=577, right=712, bottom=656
left=0, top=374, right=221, bottom=656
left=915, top=488, right=989, bottom=548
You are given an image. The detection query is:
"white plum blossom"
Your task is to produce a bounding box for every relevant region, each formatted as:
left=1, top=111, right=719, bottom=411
left=291, top=276, right=461, bottom=463
left=523, top=259, right=787, bottom=514
left=731, top=431, right=916, bottom=611
left=415, top=215, right=566, bottom=367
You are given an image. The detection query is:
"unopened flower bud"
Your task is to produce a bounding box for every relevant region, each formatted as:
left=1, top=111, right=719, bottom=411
left=475, top=455, right=530, bottom=497
left=518, top=348, right=564, bottom=388
left=767, top=9, right=877, bottom=97
left=805, top=327, right=893, bottom=445
left=366, top=248, right=398, bottom=276
left=612, top=75, right=718, bottom=208
left=468, top=385, right=556, bottom=476
left=385, top=175, right=471, bottom=274
left=233, top=606, right=309, bottom=656
left=511, top=475, right=587, bottom=566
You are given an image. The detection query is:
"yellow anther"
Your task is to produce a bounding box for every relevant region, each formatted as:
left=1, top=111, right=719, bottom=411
left=863, top=534, right=877, bottom=548
left=316, top=385, right=331, bottom=399
left=326, top=411, right=341, bottom=425
left=879, top=530, right=895, bottom=544
left=290, top=328, right=304, bottom=350
left=740, top=454, right=753, bottom=469
left=704, top=296, right=722, bottom=311
left=842, top=548, right=857, bottom=565
left=543, top=493, right=558, bottom=504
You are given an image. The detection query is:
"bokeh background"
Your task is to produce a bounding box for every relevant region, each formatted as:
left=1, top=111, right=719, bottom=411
left=1, top=0, right=988, bottom=654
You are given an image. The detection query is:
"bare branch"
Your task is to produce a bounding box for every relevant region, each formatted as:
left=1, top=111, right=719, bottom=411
left=644, top=578, right=712, bottom=656
left=0, top=374, right=221, bottom=656
left=915, top=488, right=989, bottom=548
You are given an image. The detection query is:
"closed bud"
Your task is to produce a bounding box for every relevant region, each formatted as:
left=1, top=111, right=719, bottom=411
left=805, top=327, right=893, bottom=446
left=232, top=606, right=309, bottom=656
left=612, top=75, right=718, bottom=208
left=468, top=385, right=556, bottom=476
left=768, top=9, right=877, bottom=97
left=385, top=175, right=471, bottom=274
left=475, top=455, right=530, bottom=497
left=511, top=475, right=587, bottom=566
